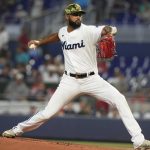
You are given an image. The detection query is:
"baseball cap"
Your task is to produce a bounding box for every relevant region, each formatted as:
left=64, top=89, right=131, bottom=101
left=64, top=3, right=86, bottom=15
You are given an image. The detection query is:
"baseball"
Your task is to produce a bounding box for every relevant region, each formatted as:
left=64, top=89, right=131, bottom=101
left=29, top=44, right=36, bottom=49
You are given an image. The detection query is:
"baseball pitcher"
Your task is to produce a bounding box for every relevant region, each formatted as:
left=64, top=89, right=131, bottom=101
left=2, top=3, right=150, bottom=150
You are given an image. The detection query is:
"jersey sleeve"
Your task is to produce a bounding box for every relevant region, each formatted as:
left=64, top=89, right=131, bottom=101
left=87, top=25, right=105, bottom=44
left=58, top=27, right=66, bottom=41
left=58, top=28, right=62, bottom=40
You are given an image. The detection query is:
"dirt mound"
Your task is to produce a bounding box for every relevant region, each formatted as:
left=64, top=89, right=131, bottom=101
left=0, top=137, right=130, bottom=150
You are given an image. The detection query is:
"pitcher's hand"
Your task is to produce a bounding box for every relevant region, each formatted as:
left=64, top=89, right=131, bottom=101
left=28, top=40, right=40, bottom=49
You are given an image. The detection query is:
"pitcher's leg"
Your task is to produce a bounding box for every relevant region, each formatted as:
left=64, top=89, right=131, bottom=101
left=101, top=83, right=144, bottom=148
left=12, top=75, right=80, bottom=135
left=109, top=92, right=144, bottom=148
left=82, top=75, right=144, bottom=148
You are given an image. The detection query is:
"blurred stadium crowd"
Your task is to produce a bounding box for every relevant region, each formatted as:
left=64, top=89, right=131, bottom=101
left=0, top=0, right=150, bottom=119
left=1, top=0, right=150, bottom=25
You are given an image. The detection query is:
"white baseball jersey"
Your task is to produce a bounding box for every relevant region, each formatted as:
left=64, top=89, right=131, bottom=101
left=58, top=23, right=105, bottom=73
left=12, top=24, right=145, bottom=149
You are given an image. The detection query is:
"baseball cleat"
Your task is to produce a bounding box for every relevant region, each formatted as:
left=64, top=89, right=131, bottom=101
left=2, top=129, right=16, bottom=138
left=135, top=140, right=150, bottom=150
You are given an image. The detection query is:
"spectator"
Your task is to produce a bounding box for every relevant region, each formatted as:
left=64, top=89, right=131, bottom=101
left=16, top=63, right=28, bottom=78
left=4, top=73, right=29, bottom=101
left=28, top=72, right=47, bottom=101
left=26, top=69, right=40, bottom=84
left=91, top=0, right=107, bottom=24
left=0, top=23, right=9, bottom=51
left=108, top=107, right=120, bottom=119
left=95, top=100, right=109, bottom=117
left=30, top=0, right=43, bottom=18
left=0, top=49, right=11, bottom=69
left=0, top=64, right=11, bottom=99
left=15, top=47, right=30, bottom=65
left=108, top=67, right=129, bottom=93
left=53, top=55, right=64, bottom=76
left=18, top=26, right=30, bottom=51
left=129, top=89, right=147, bottom=118
left=105, top=0, right=115, bottom=18
left=0, top=64, right=11, bottom=82
left=78, top=98, right=93, bottom=116
left=14, top=4, right=28, bottom=23
left=138, top=0, right=150, bottom=24
left=39, top=54, right=53, bottom=73
left=63, top=102, right=76, bottom=115
left=109, top=0, right=130, bottom=24
left=42, top=65, right=60, bottom=84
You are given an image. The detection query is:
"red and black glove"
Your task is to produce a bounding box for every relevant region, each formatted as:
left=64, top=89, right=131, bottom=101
left=97, top=34, right=117, bottom=60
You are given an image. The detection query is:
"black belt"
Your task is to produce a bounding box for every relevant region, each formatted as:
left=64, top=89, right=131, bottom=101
left=65, top=71, right=95, bottom=79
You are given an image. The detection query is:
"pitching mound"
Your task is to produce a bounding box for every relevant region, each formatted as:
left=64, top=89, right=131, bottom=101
left=0, top=137, right=131, bottom=150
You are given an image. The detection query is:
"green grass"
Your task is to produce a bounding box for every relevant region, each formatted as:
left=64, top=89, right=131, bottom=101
left=50, top=139, right=132, bottom=149
left=71, top=141, right=132, bottom=148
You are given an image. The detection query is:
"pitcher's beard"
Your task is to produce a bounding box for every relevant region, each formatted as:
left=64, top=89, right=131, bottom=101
left=68, top=19, right=81, bottom=29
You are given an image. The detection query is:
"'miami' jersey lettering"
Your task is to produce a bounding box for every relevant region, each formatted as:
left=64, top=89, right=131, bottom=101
left=62, top=40, right=85, bottom=50
left=58, top=24, right=105, bottom=73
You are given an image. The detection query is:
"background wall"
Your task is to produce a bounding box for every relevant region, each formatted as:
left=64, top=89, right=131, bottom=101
left=1, top=115, right=150, bottom=142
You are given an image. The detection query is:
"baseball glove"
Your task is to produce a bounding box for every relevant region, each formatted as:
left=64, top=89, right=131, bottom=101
left=97, top=34, right=117, bottom=61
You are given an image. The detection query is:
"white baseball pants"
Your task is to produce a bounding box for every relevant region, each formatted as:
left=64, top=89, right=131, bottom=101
left=13, top=74, right=144, bottom=148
